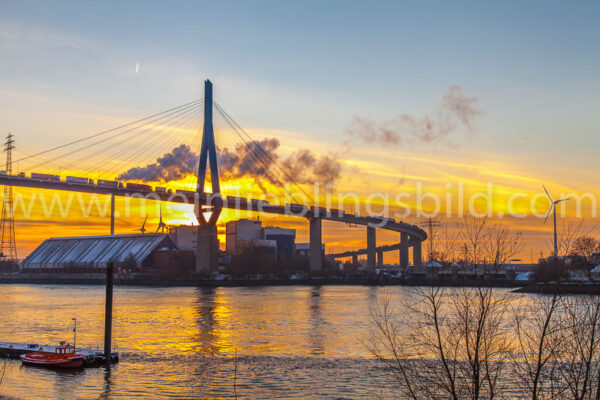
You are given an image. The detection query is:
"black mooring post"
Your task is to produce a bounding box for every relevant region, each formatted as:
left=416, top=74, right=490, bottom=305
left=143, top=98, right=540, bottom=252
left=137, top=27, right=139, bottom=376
left=104, top=261, right=114, bottom=368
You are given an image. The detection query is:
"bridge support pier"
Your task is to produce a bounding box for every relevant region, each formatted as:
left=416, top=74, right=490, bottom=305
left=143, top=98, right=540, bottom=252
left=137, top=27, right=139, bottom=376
left=399, top=232, right=408, bottom=267
left=367, top=226, right=376, bottom=270
left=196, top=223, right=219, bottom=275
left=309, top=217, right=322, bottom=271
left=377, top=251, right=383, bottom=268
left=413, top=241, right=422, bottom=266
left=352, top=253, right=358, bottom=265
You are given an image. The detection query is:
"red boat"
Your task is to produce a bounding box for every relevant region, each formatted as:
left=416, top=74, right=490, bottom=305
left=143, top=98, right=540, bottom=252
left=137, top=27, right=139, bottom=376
left=20, top=342, right=84, bottom=368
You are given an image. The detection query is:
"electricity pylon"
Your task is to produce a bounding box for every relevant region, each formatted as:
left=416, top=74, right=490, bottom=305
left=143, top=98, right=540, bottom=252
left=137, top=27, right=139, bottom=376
left=0, top=133, right=17, bottom=261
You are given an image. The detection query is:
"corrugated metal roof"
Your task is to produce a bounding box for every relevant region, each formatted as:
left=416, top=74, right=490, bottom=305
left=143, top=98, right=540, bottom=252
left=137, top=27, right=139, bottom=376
left=21, top=234, right=175, bottom=269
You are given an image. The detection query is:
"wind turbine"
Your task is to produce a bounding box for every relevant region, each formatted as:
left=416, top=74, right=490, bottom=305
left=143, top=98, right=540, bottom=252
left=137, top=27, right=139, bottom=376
left=543, top=185, right=570, bottom=258
left=156, top=206, right=167, bottom=233
left=135, top=214, right=148, bottom=234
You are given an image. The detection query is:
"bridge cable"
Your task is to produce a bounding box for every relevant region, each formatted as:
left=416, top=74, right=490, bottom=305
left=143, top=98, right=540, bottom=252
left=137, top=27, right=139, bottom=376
left=14, top=99, right=203, bottom=164
left=210, top=118, right=291, bottom=199
left=198, top=106, right=291, bottom=199
left=106, top=109, right=202, bottom=179
left=22, top=101, right=203, bottom=172
left=63, top=103, right=204, bottom=176
left=214, top=102, right=314, bottom=203
left=60, top=104, right=203, bottom=174
left=213, top=112, right=293, bottom=200
left=213, top=106, right=296, bottom=197
left=98, top=107, right=203, bottom=181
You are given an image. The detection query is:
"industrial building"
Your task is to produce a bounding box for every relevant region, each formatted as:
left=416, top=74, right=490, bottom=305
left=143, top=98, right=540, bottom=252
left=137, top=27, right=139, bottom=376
left=226, top=219, right=296, bottom=259
left=20, top=234, right=178, bottom=273
left=296, top=243, right=325, bottom=258
left=264, top=227, right=296, bottom=259
left=226, top=219, right=263, bottom=255
left=250, top=239, right=278, bottom=258
left=169, top=225, right=198, bottom=251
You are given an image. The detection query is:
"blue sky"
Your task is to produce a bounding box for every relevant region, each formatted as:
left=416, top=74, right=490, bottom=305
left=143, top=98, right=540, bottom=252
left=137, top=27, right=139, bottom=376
left=0, top=0, right=599, bottom=168
left=1, top=0, right=599, bottom=258
left=0, top=1, right=600, bottom=141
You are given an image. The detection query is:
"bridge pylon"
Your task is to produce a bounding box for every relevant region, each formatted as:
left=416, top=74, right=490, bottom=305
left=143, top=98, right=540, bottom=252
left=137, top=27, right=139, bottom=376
left=195, top=80, right=222, bottom=275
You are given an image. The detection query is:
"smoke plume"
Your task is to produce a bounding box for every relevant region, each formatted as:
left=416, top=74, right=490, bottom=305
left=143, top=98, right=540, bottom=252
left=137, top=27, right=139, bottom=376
left=282, top=150, right=342, bottom=187
left=345, top=85, right=480, bottom=147
left=117, top=139, right=343, bottom=188
left=218, top=138, right=280, bottom=182
left=117, top=144, right=197, bottom=182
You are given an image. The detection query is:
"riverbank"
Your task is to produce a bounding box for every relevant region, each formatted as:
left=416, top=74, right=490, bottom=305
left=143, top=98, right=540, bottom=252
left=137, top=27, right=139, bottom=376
left=0, top=273, right=518, bottom=288
left=3, top=274, right=600, bottom=294
left=514, top=283, right=600, bottom=295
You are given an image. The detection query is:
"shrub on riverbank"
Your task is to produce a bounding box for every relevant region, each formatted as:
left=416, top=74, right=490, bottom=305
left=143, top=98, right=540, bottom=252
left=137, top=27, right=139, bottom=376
left=370, top=286, right=600, bottom=399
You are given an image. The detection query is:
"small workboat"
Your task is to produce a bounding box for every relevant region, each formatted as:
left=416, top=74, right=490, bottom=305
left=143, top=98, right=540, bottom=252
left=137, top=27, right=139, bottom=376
left=21, top=318, right=84, bottom=369
left=20, top=341, right=84, bottom=368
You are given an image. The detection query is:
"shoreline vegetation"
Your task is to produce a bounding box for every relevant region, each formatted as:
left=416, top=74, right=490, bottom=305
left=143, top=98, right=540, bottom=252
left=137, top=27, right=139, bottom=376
left=357, top=214, right=600, bottom=398
left=369, top=286, right=600, bottom=399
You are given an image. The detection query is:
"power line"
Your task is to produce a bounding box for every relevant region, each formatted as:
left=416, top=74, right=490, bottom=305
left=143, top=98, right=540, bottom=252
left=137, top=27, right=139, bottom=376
left=419, top=217, right=441, bottom=262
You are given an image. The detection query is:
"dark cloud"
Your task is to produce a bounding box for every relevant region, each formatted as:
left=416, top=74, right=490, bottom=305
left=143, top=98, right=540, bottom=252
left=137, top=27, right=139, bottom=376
left=219, top=138, right=280, bottom=182
left=345, top=85, right=480, bottom=147
left=282, top=149, right=342, bottom=187
left=117, top=139, right=343, bottom=188
left=117, top=144, right=197, bottom=182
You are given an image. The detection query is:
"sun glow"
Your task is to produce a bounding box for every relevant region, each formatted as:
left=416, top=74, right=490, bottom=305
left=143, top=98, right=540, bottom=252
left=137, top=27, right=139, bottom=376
left=5, top=130, right=599, bottom=262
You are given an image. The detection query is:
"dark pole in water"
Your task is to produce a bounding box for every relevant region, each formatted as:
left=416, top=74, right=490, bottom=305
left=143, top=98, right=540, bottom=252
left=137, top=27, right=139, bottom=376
left=110, top=194, right=115, bottom=236
left=104, top=261, right=114, bottom=368
left=72, top=317, right=77, bottom=352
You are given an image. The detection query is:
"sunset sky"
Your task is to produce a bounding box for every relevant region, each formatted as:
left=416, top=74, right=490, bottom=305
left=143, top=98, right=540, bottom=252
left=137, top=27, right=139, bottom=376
left=0, top=1, right=599, bottom=262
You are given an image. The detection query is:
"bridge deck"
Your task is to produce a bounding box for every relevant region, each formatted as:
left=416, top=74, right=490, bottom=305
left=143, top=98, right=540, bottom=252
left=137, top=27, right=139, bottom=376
left=0, top=175, right=426, bottom=240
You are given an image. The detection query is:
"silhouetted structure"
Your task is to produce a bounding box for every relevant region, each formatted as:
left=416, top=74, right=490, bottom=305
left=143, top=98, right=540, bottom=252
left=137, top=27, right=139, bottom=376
left=0, top=133, right=17, bottom=261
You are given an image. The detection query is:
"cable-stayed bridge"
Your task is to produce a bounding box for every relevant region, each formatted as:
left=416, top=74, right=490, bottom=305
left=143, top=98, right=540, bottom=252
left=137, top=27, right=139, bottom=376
left=0, top=80, right=426, bottom=273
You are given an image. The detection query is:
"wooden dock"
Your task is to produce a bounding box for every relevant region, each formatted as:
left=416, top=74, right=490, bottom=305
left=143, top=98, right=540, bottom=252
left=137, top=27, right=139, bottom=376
left=0, top=341, right=119, bottom=367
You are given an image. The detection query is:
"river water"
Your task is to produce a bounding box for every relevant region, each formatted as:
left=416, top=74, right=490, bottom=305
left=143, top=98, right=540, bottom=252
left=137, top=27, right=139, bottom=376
left=1, top=284, right=523, bottom=399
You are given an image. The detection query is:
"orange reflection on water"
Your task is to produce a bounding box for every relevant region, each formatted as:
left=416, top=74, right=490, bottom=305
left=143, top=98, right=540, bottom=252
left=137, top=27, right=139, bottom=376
left=0, top=284, right=536, bottom=399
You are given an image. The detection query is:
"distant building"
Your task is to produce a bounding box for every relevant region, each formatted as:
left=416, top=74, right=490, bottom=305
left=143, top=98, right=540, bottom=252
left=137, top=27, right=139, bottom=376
left=226, top=219, right=262, bottom=255
left=539, top=256, right=572, bottom=265
left=263, top=227, right=296, bottom=259
left=296, top=243, right=309, bottom=256
left=591, top=265, right=600, bottom=281
left=252, top=239, right=278, bottom=258
left=225, top=219, right=297, bottom=260
left=169, top=225, right=221, bottom=254
left=169, top=225, right=197, bottom=251
left=296, top=243, right=325, bottom=258
left=20, top=234, right=177, bottom=273
left=515, top=271, right=533, bottom=282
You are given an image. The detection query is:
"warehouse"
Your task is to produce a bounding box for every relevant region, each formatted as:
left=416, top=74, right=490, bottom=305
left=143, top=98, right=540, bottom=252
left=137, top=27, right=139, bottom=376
left=20, top=233, right=178, bottom=273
